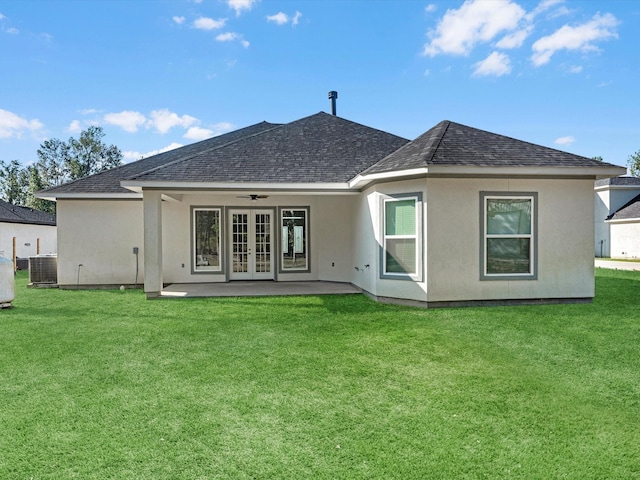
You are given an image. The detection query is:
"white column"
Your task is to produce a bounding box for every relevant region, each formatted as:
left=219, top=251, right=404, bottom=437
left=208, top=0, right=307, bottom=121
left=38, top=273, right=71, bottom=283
left=143, top=190, right=163, bottom=297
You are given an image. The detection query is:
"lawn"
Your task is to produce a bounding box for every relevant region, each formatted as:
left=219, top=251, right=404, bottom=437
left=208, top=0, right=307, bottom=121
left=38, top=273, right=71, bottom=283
left=1, top=270, right=639, bottom=479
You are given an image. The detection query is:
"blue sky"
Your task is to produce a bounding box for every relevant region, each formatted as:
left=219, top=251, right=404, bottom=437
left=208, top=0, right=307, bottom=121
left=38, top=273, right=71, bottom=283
left=1, top=0, right=638, bottom=169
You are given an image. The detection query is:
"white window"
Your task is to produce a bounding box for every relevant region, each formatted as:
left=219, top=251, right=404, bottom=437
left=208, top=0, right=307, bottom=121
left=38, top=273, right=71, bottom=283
left=382, top=194, right=421, bottom=279
left=193, top=208, right=222, bottom=272
left=280, top=208, right=309, bottom=272
left=481, top=193, right=537, bottom=280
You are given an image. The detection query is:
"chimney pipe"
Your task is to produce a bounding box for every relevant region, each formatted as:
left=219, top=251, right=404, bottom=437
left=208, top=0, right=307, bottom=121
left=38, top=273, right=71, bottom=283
left=328, top=91, right=338, bottom=116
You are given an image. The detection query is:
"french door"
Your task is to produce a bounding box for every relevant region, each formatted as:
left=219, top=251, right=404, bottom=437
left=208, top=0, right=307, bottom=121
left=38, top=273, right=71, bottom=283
left=229, top=209, right=274, bottom=280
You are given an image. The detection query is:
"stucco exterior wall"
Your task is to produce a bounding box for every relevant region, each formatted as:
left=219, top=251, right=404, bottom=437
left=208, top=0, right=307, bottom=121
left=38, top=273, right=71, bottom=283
left=0, top=222, right=56, bottom=259
left=352, top=179, right=428, bottom=302
left=594, top=189, right=611, bottom=257
left=595, top=186, right=640, bottom=257
left=425, top=178, right=595, bottom=302
left=161, top=194, right=355, bottom=284
left=609, top=221, right=640, bottom=259
left=57, top=199, right=144, bottom=286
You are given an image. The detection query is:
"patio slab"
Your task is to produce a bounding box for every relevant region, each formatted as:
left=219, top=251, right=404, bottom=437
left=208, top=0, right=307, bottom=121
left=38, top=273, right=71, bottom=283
left=161, top=281, right=362, bottom=298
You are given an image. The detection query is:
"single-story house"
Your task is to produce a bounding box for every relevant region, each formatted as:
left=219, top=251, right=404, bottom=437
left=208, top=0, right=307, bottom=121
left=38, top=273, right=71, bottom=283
left=595, top=177, right=640, bottom=259
left=0, top=199, right=56, bottom=265
left=38, top=109, right=625, bottom=306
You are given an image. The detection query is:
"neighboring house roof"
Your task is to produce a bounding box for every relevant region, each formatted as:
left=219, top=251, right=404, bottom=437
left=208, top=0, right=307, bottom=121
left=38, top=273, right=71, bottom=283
left=0, top=199, right=56, bottom=226
left=125, top=112, right=410, bottom=184
left=364, top=120, right=614, bottom=175
left=607, top=193, right=640, bottom=221
left=595, top=176, right=640, bottom=188
left=39, top=121, right=281, bottom=195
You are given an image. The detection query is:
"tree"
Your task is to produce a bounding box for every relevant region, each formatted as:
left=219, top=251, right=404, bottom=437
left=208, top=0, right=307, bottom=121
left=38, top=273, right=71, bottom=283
left=628, top=150, right=640, bottom=177
left=0, top=160, right=28, bottom=205
left=25, top=166, right=55, bottom=214
left=592, top=156, right=604, bottom=162
left=66, top=126, right=123, bottom=180
left=36, top=126, right=123, bottom=184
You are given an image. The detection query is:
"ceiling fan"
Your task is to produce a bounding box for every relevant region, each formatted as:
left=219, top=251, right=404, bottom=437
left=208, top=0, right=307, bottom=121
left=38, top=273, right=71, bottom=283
left=237, top=194, right=269, bottom=201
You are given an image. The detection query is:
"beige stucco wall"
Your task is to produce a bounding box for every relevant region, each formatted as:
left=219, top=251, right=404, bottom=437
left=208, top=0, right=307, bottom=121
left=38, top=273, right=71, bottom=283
left=161, top=193, right=355, bottom=284
left=0, top=222, right=56, bottom=259
left=595, top=187, right=640, bottom=257
left=609, top=221, right=640, bottom=259
left=425, top=177, right=595, bottom=302
left=57, top=199, right=144, bottom=286
left=352, top=179, right=428, bottom=302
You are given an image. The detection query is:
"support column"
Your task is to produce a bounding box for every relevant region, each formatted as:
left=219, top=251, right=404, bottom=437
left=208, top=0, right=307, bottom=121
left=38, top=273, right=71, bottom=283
left=143, top=190, right=163, bottom=298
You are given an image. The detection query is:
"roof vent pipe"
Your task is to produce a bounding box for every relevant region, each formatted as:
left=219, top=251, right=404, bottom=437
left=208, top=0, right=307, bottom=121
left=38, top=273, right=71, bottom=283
left=328, top=91, right=338, bottom=116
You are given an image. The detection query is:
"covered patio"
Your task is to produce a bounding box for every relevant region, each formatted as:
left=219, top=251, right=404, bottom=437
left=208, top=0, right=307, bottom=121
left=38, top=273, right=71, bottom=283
left=161, top=281, right=362, bottom=298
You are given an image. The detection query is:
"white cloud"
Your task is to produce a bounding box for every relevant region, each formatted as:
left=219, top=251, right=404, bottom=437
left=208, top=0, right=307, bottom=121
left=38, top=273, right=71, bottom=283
left=0, top=109, right=44, bottom=139
left=0, top=13, right=5, bottom=20
left=173, top=16, right=185, bottom=25
left=184, top=126, right=214, bottom=140
left=526, top=0, right=564, bottom=21
left=67, top=120, right=82, bottom=134
left=423, top=0, right=525, bottom=57
left=216, top=32, right=250, bottom=47
left=103, top=110, right=147, bottom=133
left=227, top=0, right=258, bottom=16
left=147, top=109, right=197, bottom=134
left=123, top=143, right=183, bottom=163
left=193, top=16, right=227, bottom=30
left=424, top=69, right=430, bottom=76
left=472, top=51, right=512, bottom=77
left=531, top=13, right=619, bottom=66
left=568, top=65, right=583, bottom=73
left=425, top=4, right=437, bottom=13
left=554, top=135, right=575, bottom=145
left=495, top=25, right=533, bottom=49
left=7, top=27, right=18, bottom=34
left=267, top=11, right=302, bottom=26
left=267, top=12, right=288, bottom=25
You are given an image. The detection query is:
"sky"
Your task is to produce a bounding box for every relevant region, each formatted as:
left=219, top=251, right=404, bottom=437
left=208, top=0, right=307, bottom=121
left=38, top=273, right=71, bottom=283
left=1, top=0, right=638, bottom=169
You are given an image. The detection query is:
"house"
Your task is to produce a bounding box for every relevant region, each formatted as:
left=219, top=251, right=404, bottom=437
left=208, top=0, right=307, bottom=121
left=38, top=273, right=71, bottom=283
left=595, top=177, right=640, bottom=258
left=0, top=199, right=56, bottom=266
left=38, top=109, right=625, bottom=306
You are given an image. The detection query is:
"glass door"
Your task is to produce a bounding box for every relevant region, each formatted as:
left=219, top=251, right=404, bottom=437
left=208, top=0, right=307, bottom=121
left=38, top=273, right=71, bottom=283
left=229, top=209, right=273, bottom=280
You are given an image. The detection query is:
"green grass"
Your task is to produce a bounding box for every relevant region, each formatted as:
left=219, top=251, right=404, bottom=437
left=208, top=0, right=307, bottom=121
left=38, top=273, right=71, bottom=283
left=1, top=270, right=639, bottom=479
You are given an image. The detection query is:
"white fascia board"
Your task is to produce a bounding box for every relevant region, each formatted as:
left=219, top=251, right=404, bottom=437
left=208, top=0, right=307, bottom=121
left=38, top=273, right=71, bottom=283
left=606, top=217, right=640, bottom=224
left=121, top=180, right=354, bottom=193
left=350, top=165, right=626, bottom=188
left=35, top=192, right=142, bottom=201
left=349, top=168, right=429, bottom=189
left=595, top=184, right=640, bottom=192
left=422, top=165, right=627, bottom=178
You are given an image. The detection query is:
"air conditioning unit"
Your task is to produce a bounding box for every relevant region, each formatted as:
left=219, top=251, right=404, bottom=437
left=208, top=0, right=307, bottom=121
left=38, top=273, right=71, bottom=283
left=29, top=255, right=57, bottom=284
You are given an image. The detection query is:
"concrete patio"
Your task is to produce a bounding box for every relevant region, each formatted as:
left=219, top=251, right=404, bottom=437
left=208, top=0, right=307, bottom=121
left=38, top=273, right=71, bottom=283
left=161, top=281, right=362, bottom=298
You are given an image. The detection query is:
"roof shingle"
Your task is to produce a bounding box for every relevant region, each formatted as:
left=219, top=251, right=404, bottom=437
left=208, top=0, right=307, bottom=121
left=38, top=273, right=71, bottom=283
left=365, top=120, right=617, bottom=175
left=0, top=200, right=56, bottom=225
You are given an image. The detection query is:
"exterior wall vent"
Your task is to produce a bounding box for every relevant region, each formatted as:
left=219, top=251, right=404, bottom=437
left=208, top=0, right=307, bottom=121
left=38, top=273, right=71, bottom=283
left=29, top=255, right=58, bottom=284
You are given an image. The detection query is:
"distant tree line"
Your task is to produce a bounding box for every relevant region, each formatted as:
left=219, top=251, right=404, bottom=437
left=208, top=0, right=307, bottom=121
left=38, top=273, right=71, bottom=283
left=0, top=126, right=122, bottom=214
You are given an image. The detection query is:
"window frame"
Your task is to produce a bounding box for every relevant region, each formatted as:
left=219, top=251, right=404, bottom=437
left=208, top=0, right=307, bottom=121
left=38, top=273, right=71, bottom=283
left=480, top=192, right=538, bottom=281
left=380, top=192, right=423, bottom=281
left=191, top=206, right=224, bottom=274
left=278, top=207, right=311, bottom=274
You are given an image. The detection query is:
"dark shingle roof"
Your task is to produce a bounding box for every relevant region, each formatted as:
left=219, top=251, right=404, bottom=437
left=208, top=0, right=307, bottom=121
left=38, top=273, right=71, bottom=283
left=595, top=176, right=640, bottom=188
left=607, top=193, right=640, bottom=221
left=39, top=121, right=281, bottom=195
left=127, top=112, right=410, bottom=184
left=364, top=120, right=617, bottom=175
left=0, top=200, right=56, bottom=226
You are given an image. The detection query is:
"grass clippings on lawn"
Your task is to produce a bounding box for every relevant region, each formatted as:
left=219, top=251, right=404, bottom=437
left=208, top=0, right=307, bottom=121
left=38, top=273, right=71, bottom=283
left=0, top=269, right=639, bottom=479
